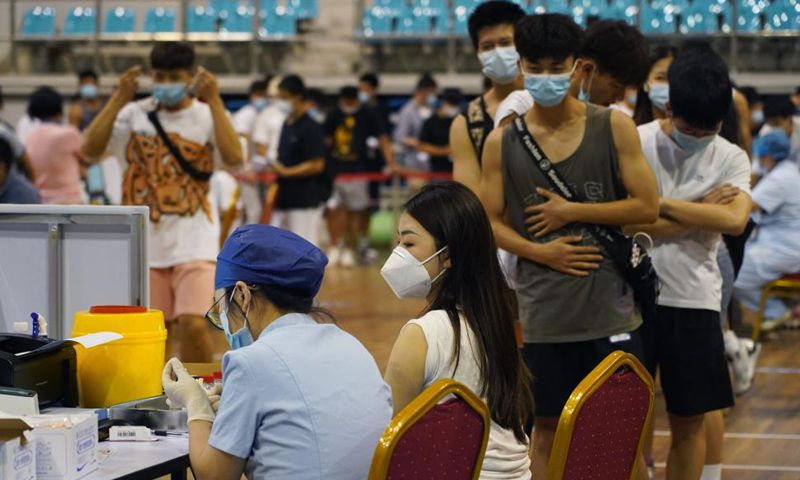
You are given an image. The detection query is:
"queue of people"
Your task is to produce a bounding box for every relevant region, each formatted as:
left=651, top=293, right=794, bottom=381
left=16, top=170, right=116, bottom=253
left=2, top=2, right=800, bottom=479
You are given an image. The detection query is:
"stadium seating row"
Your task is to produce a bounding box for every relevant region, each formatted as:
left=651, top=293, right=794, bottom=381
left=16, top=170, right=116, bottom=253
left=19, top=0, right=318, bottom=38
left=361, top=0, right=800, bottom=37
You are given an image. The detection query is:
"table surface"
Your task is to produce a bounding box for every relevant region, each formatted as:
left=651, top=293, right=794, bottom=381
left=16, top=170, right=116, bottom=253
left=87, top=435, right=189, bottom=479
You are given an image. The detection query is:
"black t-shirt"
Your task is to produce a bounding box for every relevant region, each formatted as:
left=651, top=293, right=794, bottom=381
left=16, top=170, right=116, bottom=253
left=323, top=106, right=388, bottom=174
left=276, top=113, right=327, bottom=210
left=420, top=113, right=454, bottom=173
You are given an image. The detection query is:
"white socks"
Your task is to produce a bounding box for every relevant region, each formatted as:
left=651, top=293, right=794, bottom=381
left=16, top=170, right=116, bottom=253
left=700, top=464, right=722, bottom=480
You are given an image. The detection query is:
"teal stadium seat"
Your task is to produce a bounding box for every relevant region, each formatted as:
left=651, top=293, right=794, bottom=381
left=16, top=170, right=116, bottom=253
left=397, top=7, right=434, bottom=36
left=64, top=6, right=97, bottom=36
left=737, top=0, right=767, bottom=32
left=362, top=6, right=395, bottom=37
left=144, top=7, right=176, bottom=33
left=21, top=6, right=56, bottom=36
left=764, top=0, right=800, bottom=31
left=104, top=7, right=136, bottom=34
left=187, top=6, right=218, bottom=33
left=260, top=5, right=298, bottom=38
left=288, top=0, right=320, bottom=20
left=222, top=5, right=256, bottom=33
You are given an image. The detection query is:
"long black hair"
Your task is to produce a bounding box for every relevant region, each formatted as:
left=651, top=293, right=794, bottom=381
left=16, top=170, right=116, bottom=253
left=633, top=45, right=678, bottom=126
left=405, top=181, right=533, bottom=443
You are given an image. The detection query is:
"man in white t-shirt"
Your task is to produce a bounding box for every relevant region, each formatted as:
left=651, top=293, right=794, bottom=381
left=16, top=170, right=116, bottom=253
left=251, top=76, right=286, bottom=171
left=82, top=42, right=243, bottom=362
left=232, top=79, right=269, bottom=225
left=626, top=50, right=752, bottom=480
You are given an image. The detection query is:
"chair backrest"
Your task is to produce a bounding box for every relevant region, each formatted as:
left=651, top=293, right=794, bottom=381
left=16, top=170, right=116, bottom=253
left=369, top=379, right=490, bottom=480
left=546, top=351, right=654, bottom=480
left=261, top=5, right=297, bottom=37
left=64, top=6, right=96, bottom=36
left=187, top=6, right=218, bottom=33
left=104, top=7, right=136, bottom=34
left=144, top=7, right=176, bottom=33
left=765, top=0, right=800, bottom=31
left=22, top=7, right=56, bottom=36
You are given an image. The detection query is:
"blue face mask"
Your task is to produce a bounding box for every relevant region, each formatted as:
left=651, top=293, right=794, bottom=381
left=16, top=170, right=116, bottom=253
left=220, top=300, right=254, bottom=350
left=523, top=67, right=573, bottom=108
left=671, top=126, right=716, bottom=154
left=80, top=84, right=98, bottom=100
left=358, top=90, right=371, bottom=104
left=253, top=98, right=269, bottom=112
left=427, top=95, right=439, bottom=107
left=648, top=83, right=669, bottom=111
left=153, top=83, right=187, bottom=107
left=751, top=109, right=764, bottom=125
left=627, top=91, right=638, bottom=106
left=276, top=99, right=293, bottom=116
left=478, top=47, right=520, bottom=85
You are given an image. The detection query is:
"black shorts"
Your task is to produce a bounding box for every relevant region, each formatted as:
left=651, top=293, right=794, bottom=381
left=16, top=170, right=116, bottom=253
left=522, top=330, right=644, bottom=418
left=641, top=306, right=734, bottom=416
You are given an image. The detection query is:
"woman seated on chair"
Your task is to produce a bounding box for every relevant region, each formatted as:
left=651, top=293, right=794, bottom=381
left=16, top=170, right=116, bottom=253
left=161, top=224, right=393, bottom=480
left=382, top=181, right=534, bottom=479
left=735, top=130, right=800, bottom=330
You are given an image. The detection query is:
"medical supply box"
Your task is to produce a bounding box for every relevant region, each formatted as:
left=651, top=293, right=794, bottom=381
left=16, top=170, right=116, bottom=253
left=0, top=335, right=79, bottom=408
left=0, top=417, right=37, bottom=480
left=26, top=413, right=98, bottom=480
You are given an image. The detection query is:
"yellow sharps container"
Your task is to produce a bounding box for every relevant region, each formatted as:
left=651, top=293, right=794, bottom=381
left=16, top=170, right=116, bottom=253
left=72, top=306, right=167, bottom=408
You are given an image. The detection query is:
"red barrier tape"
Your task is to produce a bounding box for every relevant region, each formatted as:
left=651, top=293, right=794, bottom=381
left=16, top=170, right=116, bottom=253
left=234, top=171, right=453, bottom=183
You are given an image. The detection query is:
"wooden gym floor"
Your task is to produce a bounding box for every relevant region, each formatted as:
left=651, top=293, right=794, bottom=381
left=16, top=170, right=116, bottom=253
left=317, top=264, right=800, bottom=480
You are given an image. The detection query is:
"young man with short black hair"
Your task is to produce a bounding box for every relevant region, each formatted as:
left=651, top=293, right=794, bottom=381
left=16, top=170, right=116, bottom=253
left=393, top=74, right=438, bottom=171
left=419, top=88, right=463, bottom=173
left=481, top=14, right=659, bottom=478
left=495, top=18, right=649, bottom=125
left=450, top=0, right=526, bottom=192
left=324, top=85, right=394, bottom=267
left=82, top=41, right=243, bottom=362
left=270, top=74, right=327, bottom=247
left=628, top=49, right=752, bottom=480
left=233, top=79, right=270, bottom=224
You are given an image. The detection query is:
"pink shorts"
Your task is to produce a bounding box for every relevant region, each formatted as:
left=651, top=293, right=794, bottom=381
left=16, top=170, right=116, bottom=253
left=150, top=261, right=215, bottom=320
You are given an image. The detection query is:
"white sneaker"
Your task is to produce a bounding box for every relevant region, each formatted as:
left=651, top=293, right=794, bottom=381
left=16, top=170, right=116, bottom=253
left=761, top=312, right=792, bottom=332
left=733, top=339, right=762, bottom=396
left=341, top=249, right=356, bottom=268
left=327, top=246, right=342, bottom=267
left=723, top=330, right=740, bottom=358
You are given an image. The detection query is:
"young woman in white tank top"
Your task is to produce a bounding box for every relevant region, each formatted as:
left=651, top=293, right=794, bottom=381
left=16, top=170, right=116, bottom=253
left=381, top=181, right=534, bottom=479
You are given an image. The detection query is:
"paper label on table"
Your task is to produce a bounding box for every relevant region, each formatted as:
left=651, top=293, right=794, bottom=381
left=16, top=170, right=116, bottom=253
left=65, top=332, right=123, bottom=349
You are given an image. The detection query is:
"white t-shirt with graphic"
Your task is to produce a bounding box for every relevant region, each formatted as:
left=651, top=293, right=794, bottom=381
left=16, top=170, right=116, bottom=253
left=638, top=120, right=752, bottom=312
left=109, top=97, right=222, bottom=268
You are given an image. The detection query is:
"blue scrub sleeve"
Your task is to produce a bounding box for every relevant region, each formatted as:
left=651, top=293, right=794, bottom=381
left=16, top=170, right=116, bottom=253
left=208, top=351, right=264, bottom=459
left=752, top=166, right=790, bottom=214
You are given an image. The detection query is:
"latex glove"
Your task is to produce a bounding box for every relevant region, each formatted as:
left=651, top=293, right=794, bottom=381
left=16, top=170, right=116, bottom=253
left=206, top=383, right=223, bottom=413
left=162, top=358, right=215, bottom=424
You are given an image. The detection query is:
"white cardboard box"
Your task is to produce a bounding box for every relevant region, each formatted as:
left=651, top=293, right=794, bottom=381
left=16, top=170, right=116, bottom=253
left=0, top=417, right=37, bottom=480
left=27, top=413, right=98, bottom=480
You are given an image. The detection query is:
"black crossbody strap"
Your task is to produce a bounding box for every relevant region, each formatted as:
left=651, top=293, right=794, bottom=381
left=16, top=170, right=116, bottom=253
left=147, top=109, right=212, bottom=182
left=511, top=116, right=621, bottom=250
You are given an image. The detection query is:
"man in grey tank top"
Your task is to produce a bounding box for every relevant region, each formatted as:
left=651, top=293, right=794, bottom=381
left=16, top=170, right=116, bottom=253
left=480, top=14, right=659, bottom=477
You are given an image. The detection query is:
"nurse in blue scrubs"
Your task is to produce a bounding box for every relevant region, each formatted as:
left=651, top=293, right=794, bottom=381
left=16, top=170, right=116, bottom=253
left=162, top=224, right=392, bottom=480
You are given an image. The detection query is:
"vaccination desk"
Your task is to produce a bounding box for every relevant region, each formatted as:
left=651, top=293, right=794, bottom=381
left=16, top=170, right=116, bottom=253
left=89, top=436, right=190, bottom=480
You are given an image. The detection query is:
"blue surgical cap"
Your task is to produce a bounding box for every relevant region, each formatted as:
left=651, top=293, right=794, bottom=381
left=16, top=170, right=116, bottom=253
left=754, top=130, right=791, bottom=162
left=215, top=225, right=328, bottom=297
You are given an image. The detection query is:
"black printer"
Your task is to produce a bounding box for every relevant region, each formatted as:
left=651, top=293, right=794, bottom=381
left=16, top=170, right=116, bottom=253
left=0, top=334, right=79, bottom=408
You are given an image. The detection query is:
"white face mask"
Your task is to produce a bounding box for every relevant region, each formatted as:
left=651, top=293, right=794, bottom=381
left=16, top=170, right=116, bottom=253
left=380, top=246, right=448, bottom=299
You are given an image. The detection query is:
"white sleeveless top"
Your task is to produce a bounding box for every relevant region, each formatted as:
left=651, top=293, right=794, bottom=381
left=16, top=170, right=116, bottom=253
left=406, top=310, right=532, bottom=480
